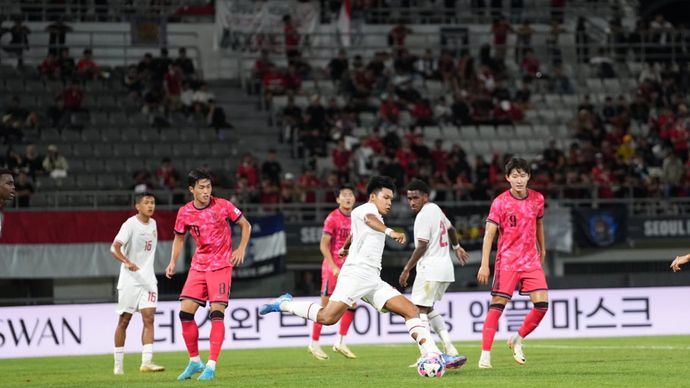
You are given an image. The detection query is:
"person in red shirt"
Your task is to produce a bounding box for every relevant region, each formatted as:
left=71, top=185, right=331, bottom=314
left=332, top=139, right=352, bottom=181
left=411, top=98, right=434, bottom=126
left=491, top=16, right=512, bottom=60
left=388, top=22, right=412, bottom=49
left=76, top=48, right=99, bottom=79
left=283, top=15, right=300, bottom=60
left=430, top=139, right=448, bottom=174
left=477, top=158, right=547, bottom=369
left=62, top=79, right=84, bottom=109
left=236, top=154, right=258, bottom=188
left=164, top=64, right=183, bottom=112
left=262, top=64, right=286, bottom=107
left=521, top=49, right=540, bottom=79
left=379, top=95, right=400, bottom=126
left=40, top=53, right=60, bottom=80
left=364, top=127, right=384, bottom=154
left=166, top=169, right=251, bottom=381
left=298, top=167, right=321, bottom=203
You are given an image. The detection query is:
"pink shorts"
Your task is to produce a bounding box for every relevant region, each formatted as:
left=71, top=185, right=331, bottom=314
left=320, top=268, right=339, bottom=297
left=180, top=267, right=233, bottom=306
left=491, top=268, right=548, bottom=299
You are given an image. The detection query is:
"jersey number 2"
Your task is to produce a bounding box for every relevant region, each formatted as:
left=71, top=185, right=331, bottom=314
left=439, top=221, right=448, bottom=247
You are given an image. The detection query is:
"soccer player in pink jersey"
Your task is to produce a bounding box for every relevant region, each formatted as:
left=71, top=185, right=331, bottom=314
left=0, top=169, right=16, bottom=238
left=476, top=158, right=547, bottom=369
left=309, top=184, right=357, bottom=360
left=165, top=169, right=252, bottom=381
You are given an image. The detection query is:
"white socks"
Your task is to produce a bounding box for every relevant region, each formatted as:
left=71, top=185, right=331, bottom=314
left=141, top=343, right=153, bottom=364
left=405, top=317, right=441, bottom=355
left=281, top=301, right=322, bottom=322
left=206, top=360, right=216, bottom=370
left=191, top=355, right=202, bottom=363
left=336, top=335, right=345, bottom=346
left=114, top=347, right=124, bottom=366
left=428, top=310, right=453, bottom=346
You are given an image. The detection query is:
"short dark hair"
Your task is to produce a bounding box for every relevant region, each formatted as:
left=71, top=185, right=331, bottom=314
left=0, top=168, right=13, bottom=178
left=135, top=192, right=156, bottom=204
left=406, top=179, right=430, bottom=195
left=187, top=169, right=212, bottom=188
left=337, top=184, right=355, bottom=198
left=504, top=157, right=531, bottom=176
left=366, top=176, right=395, bottom=196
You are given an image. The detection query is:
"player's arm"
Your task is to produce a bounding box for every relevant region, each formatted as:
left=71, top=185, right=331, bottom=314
left=477, top=221, right=498, bottom=285
left=231, top=215, right=252, bottom=266
left=399, top=239, right=427, bottom=287
left=671, top=253, right=690, bottom=272
left=338, top=234, right=352, bottom=257
left=110, top=241, right=139, bottom=272
left=448, top=226, right=469, bottom=266
left=165, top=233, right=186, bottom=279
left=320, top=233, right=340, bottom=276
left=536, top=218, right=546, bottom=264
left=364, top=214, right=406, bottom=244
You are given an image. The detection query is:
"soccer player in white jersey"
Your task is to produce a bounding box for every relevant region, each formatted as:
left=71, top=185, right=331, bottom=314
left=111, top=192, right=164, bottom=375
left=0, top=168, right=16, bottom=238
left=671, top=253, right=690, bottom=271
left=400, top=179, right=469, bottom=365
left=259, top=176, right=466, bottom=370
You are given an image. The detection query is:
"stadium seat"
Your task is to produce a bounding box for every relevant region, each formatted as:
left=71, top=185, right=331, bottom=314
left=459, top=125, right=479, bottom=140
left=84, top=159, right=104, bottom=173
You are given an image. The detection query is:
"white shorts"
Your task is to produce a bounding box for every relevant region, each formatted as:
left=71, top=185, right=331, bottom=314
left=410, top=274, right=451, bottom=307
left=329, top=265, right=401, bottom=312
left=116, top=285, right=158, bottom=315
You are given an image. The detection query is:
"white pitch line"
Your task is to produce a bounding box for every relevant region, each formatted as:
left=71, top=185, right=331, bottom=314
left=525, top=344, right=690, bottom=350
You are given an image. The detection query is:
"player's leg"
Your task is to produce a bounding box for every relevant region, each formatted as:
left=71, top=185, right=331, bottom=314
left=198, top=267, right=233, bottom=381
left=479, top=270, right=518, bottom=369
left=508, top=269, right=549, bottom=365
left=309, top=270, right=333, bottom=360
left=177, top=269, right=206, bottom=381
left=333, top=302, right=357, bottom=359
left=113, top=312, right=132, bottom=375
left=139, top=307, right=164, bottom=372
left=426, top=282, right=456, bottom=356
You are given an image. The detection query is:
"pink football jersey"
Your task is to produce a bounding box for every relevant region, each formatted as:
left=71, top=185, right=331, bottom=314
left=174, top=197, right=243, bottom=272
left=322, top=208, right=351, bottom=270
left=487, top=189, right=545, bottom=272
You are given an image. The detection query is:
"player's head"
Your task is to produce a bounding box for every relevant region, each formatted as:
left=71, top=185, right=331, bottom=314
left=187, top=169, right=213, bottom=205
left=504, top=157, right=531, bottom=193
left=335, top=184, right=355, bottom=211
left=406, top=179, right=430, bottom=214
left=366, top=176, right=395, bottom=215
left=134, top=192, right=156, bottom=217
left=0, top=168, right=16, bottom=203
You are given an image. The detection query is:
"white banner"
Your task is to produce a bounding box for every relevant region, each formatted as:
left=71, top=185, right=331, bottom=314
left=215, top=0, right=320, bottom=52
left=1, top=287, right=687, bottom=359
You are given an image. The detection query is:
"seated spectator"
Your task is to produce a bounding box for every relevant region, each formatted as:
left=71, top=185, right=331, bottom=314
left=493, top=100, right=524, bottom=124
left=332, top=139, right=352, bottom=181
left=174, top=47, right=196, bottom=80
left=137, top=52, right=154, bottom=82
left=207, top=99, right=233, bottom=131
left=4, top=95, right=38, bottom=130
left=520, top=48, right=540, bottom=79
left=261, top=148, right=283, bottom=184
left=22, top=144, right=44, bottom=179
left=590, top=48, right=615, bottom=78
left=156, top=157, right=180, bottom=190
left=388, top=22, right=412, bottom=49
left=379, top=94, right=400, bottom=127
left=327, top=49, right=349, bottom=83
left=451, top=92, right=472, bottom=125
left=549, top=65, right=574, bottom=94
left=415, top=48, right=438, bottom=80
left=298, top=167, right=321, bottom=203
left=411, top=98, right=435, bottom=126
left=282, top=95, right=303, bottom=142
left=192, top=82, right=215, bottom=113
left=49, top=79, right=85, bottom=128
left=13, top=171, right=34, bottom=207
left=180, top=81, right=194, bottom=114
left=252, top=49, right=273, bottom=87
left=76, top=48, right=99, bottom=80
left=40, top=53, right=61, bottom=80
left=58, top=47, right=76, bottom=79
left=123, top=65, right=144, bottom=98
left=42, top=144, right=69, bottom=178
left=237, top=153, right=258, bottom=188
left=305, top=95, right=327, bottom=131
left=262, top=64, right=286, bottom=106
left=433, top=96, right=452, bottom=124
left=259, top=177, right=280, bottom=211
left=284, top=64, right=302, bottom=93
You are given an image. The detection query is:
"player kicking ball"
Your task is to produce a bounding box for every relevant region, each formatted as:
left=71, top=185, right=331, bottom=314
left=476, top=158, right=548, bottom=369
left=111, top=192, right=164, bottom=375
left=166, top=169, right=252, bottom=381
left=400, top=179, right=469, bottom=367
left=309, top=184, right=357, bottom=360
left=260, top=176, right=466, bottom=370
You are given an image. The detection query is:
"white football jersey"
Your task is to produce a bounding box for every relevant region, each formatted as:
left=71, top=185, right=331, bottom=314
left=413, top=203, right=455, bottom=282
left=345, top=202, right=386, bottom=271
left=114, top=216, right=158, bottom=289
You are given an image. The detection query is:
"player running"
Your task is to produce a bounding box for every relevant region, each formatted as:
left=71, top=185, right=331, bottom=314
left=400, top=179, right=469, bottom=365
left=165, top=169, right=252, bottom=381
left=309, top=184, right=357, bottom=360
left=0, top=168, right=16, bottom=238
left=476, top=158, right=548, bottom=369
left=111, top=192, right=165, bottom=375
left=260, top=176, right=466, bottom=370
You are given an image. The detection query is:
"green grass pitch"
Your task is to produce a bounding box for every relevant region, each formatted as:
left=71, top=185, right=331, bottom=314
left=2, top=336, right=690, bottom=387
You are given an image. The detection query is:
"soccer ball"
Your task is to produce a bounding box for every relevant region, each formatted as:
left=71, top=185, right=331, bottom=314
left=417, top=353, right=445, bottom=378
